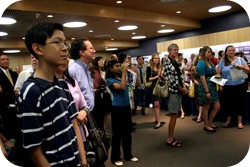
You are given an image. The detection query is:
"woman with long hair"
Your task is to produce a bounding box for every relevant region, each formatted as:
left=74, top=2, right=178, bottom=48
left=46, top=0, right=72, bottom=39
left=92, top=56, right=112, bottom=133
left=217, top=45, right=249, bottom=129
left=196, top=46, right=220, bottom=132
left=146, top=53, right=165, bottom=129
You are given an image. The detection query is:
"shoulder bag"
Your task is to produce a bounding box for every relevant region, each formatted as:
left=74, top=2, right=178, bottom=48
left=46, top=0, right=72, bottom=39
left=153, top=78, right=169, bottom=98
left=86, top=111, right=110, bottom=165
left=144, top=67, right=152, bottom=88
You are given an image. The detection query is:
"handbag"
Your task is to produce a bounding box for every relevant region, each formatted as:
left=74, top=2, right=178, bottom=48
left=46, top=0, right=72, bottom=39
left=153, top=79, right=169, bottom=98
left=188, top=83, right=195, bottom=98
left=144, top=75, right=152, bottom=88
left=238, top=57, right=248, bottom=79
left=144, top=67, right=152, bottom=88
left=86, top=111, right=110, bottom=165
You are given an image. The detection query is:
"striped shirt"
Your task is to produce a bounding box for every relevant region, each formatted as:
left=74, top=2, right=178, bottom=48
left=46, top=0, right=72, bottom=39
left=16, top=76, right=81, bottom=167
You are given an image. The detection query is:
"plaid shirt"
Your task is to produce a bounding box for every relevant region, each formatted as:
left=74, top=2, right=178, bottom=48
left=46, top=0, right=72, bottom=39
left=162, top=57, right=184, bottom=94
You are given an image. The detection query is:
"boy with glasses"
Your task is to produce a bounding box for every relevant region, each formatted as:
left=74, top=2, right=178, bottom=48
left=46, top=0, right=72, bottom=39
left=16, top=22, right=87, bottom=167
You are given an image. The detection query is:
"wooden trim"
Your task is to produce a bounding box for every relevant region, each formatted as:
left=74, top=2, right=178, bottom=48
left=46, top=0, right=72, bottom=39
left=157, top=27, right=250, bottom=52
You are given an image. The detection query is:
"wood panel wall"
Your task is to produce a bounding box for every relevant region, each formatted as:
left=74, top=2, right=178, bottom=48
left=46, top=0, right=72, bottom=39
left=157, top=27, right=250, bottom=52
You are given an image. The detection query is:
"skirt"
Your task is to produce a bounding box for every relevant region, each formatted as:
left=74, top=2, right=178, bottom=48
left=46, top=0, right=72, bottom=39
left=197, top=77, right=219, bottom=105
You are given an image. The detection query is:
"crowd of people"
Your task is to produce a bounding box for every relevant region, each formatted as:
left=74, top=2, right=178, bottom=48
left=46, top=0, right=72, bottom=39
left=0, top=21, right=249, bottom=167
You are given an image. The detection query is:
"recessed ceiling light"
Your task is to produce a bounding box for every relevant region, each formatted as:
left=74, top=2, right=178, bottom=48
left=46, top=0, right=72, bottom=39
left=114, top=20, right=119, bottom=23
left=158, top=29, right=175, bottom=33
left=89, top=30, right=93, bottom=32
left=71, top=38, right=75, bottom=40
left=47, top=15, right=53, bottom=18
left=176, top=11, right=181, bottom=14
left=132, top=36, right=146, bottom=39
left=132, top=32, right=136, bottom=34
left=106, top=48, right=118, bottom=51
left=0, top=17, right=16, bottom=25
left=208, top=5, right=232, bottom=13
left=3, top=50, right=20, bottom=53
left=118, top=25, right=138, bottom=31
left=161, top=25, right=165, bottom=27
left=0, top=31, right=8, bottom=36
left=117, top=1, right=122, bottom=4
left=63, top=21, right=87, bottom=28
left=111, top=38, right=114, bottom=40
left=22, top=37, right=25, bottom=40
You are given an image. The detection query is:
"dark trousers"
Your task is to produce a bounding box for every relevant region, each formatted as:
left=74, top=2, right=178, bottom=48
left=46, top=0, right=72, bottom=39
left=133, top=88, right=146, bottom=112
left=111, top=105, right=132, bottom=162
left=223, top=83, right=246, bottom=124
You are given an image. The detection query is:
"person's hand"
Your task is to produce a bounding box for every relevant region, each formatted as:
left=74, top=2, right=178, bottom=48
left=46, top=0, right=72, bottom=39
left=4, top=140, right=15, bottom=148
left=121, top=62, right=128, bottom=72
left=181, top=87, right=189, bottom=94
left=77, top=110, right=88, bottom=124
left=234, top=64, right=242, bottom=70
left=205, top=92, right=211, bottom=99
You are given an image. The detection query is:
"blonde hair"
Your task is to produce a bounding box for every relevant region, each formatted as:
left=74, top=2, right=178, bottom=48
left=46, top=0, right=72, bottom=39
left=149, top=53, right=161, bottom=70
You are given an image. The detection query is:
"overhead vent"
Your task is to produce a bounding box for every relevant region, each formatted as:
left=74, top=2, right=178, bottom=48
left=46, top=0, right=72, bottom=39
left=160, top=0, right=184, bottom=2
left=95, top=34, right=111, bottom=38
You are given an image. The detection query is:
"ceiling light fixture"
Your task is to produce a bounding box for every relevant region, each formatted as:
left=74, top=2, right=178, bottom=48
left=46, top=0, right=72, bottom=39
left=89, top=30, right=93, bottom=32
left=47, top=15, right=53, bottom=18
left=116, top=1, right=122, bottom=4
left=22, top=37, right=25, bottom=40
left=176, top=11, right=181, bottom=14
left=0, top=17, right=16, bottom=25
left=208, top=5, right=232, bottom=13
left=63, top=21, right=87, bottom=28
left=106, top=48, right=118, bottom=51
left=111, top=38, right=114, bottom=40
left=132, top=36, right=146, bottom=39
left=3, top=50, right=20, bottom=53
left=158, top=29, right=175, bottom=33
left=114, top=20, right=119, bottom=22
left=118, top=25, right=138, bottom=31
left=0, top=31, right=8, bottom=36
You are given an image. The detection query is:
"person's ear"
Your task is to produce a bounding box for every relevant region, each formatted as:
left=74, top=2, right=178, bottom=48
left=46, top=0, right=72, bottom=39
left=79, top=50, right=85, bottom=57
left=32, top=43, right=43, bottom=56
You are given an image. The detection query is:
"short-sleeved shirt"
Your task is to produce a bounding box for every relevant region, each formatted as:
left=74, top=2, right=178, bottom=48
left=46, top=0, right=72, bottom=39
left=196, top=60, right=215, bottom=77
left=106, top=78, right=130, bottom=107
left=16, top=75, right=80, bottom=167
left=217, top=57, right=246, bottom=85
left=14, top=68, right=34, bottom=92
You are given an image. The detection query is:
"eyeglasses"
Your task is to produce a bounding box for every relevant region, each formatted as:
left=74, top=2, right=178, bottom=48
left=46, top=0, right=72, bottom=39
left=45, top=41, right=71, bottom=49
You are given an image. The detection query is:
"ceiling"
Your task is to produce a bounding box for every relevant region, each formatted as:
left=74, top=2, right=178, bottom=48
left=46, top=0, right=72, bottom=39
left=0, top=0, right=245, bottom=54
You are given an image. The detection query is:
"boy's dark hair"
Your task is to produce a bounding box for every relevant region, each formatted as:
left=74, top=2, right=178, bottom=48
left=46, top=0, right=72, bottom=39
left=70, top=37, right=89, bottom=60
left=25, top=22, right=63, bottom=60
left=218, top=50, right=224, bottom=57
left=136, top=55, right=144, bottom=60
left=118, top=53, right=127, bottom=63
